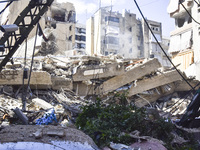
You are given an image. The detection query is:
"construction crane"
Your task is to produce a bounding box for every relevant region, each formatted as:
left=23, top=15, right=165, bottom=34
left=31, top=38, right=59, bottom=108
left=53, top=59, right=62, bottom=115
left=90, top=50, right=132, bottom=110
left=0, top=0, right=54, bottom=71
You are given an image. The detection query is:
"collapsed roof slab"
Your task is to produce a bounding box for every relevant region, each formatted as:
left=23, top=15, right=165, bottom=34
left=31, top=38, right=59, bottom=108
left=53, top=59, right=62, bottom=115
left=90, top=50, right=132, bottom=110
left=72, top=63, right=125, bottom=81
left=99, top=58, right=161, bottom=94
left=128, top=70, right=183, bottom=97
left=0, top=69, right=52, bottom=89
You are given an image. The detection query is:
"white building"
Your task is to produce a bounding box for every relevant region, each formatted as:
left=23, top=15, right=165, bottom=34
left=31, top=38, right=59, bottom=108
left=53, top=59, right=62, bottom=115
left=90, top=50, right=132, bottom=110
left=86, top=7, right=170, bottom=67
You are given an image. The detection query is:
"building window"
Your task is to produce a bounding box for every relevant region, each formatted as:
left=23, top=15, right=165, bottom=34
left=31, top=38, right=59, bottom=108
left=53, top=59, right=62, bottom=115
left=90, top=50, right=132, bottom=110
left=79, top=28, right=86, bottom=34
left=129, top=37, right=132, bottom=43
left=129, top=48, right=132, bottom=53
left=69, top=25, right=72, bottom=31
left=128, top=27, right=132, bottom=32
left=105, top=51, right=109, bottom=55
left=76, top=43, right=85, bottom=49
left=105, top=16, right=119, bottom=23
left=75, top=35, right=86, bottom=41
left=138, top=46, right=141, bottom=50
left=52, top=12, right=65, bottom=22
left=106, top=36, right=119, bottom=45
left=67, top=11, right=76, bottom=23
left=177, top=18, right=185, bottom=27
left=68, top=35, right=72, bottom=41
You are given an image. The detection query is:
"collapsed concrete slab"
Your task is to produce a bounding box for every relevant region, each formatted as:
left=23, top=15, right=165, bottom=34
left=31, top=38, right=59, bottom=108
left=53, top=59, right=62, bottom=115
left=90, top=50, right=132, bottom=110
left=51, top=76, right=73, bottom=90
left=0, top=70, right=52, bottom=89
left=128, top=70, right=183, bottom=97
left=72, top=63, right=124, bottom=81
left=174, top=80, right=199, bottom=91
left=99, top=59, right=161, bottom=94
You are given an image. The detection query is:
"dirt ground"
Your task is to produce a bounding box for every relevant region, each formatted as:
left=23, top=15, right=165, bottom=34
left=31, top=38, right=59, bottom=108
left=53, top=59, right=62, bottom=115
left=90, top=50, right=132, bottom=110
left=0, top=125, right=97, bottom=147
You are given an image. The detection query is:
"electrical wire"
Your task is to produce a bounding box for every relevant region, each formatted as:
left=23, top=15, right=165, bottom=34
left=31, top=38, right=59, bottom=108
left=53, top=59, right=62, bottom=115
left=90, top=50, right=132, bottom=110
left=179, top=0, right=200, bottom=26
left=193, top=0, right=200, bottom=6
left=22, top=38, right=28, bottom=111
left=133, top=0, right=195, bottom=91
left=27, top=23, right=39, bottom=88
left=22, top=23, right=39, bottom=111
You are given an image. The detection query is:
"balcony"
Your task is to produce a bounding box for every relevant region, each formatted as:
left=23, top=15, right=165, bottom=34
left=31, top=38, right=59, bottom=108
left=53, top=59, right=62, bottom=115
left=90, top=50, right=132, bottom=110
left=170, top=1, right=193, bottom=18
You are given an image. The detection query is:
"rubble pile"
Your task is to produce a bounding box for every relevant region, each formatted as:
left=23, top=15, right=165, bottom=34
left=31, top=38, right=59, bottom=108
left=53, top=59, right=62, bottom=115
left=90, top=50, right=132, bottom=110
left=0, top=55, right=199, bottom=149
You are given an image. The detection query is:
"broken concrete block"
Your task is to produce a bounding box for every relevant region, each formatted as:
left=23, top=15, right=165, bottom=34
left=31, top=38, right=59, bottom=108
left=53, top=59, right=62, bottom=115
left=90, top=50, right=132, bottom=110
left=174, top=80, right=199, bottom=92
left=5, top=62, right=21, bottom=69
left=33, top=129, right=43, bottom=139
left=73, top=82, right=100, bottom=96
left=47, top=129, right=65, bottom=137
left=51, top=76, right=73, bottom=90
left=2, top=86, right=14, bottom=96
left=73, top=63, right=125, bottom=81
left=128, top=70, right=182, bottom=97
left=13, top=107, right=28, bottom=125
left=100, top=58, right=161, bottom=94
left=0, top=70, right=52, bottom=89
left=32, top=98, right=53, bottom=110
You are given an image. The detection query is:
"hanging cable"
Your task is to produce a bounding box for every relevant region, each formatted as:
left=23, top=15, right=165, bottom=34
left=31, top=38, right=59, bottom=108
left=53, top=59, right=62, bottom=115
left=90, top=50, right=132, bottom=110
left=179, top=0, right=200, bottom=26
left=23, top=23, right=39, bottom=111
left=22, top=38, right=28, bottom=111
left=133, top=0, right=195, bottom=90
left=193, top=0, right=200, bottom=6
left=27, top=23, right=39, bottom=88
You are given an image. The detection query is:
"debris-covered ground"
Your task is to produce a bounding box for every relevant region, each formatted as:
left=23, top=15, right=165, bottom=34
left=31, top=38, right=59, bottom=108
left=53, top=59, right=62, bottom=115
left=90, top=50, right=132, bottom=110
left=0, top=55, right=200, bottom=149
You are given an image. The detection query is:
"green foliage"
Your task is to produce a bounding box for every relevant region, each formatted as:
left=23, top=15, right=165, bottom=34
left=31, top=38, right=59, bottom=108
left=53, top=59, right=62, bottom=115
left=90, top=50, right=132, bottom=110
left=75, top=94, right=198, bottom=149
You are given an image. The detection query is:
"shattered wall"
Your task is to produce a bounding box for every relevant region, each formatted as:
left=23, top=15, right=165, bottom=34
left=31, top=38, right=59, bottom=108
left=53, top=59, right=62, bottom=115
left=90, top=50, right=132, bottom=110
left=1, top=0, right=76, bottom=56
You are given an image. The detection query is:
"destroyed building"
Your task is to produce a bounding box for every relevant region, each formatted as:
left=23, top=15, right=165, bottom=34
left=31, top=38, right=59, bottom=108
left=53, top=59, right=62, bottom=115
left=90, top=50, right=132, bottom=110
left=168, top=0, right=200, bottom=80
left=86, top=7, right=171, bottom=68
left=1, top=0, right=76, bottom=56
left=0, top=0, right=200, bottom=149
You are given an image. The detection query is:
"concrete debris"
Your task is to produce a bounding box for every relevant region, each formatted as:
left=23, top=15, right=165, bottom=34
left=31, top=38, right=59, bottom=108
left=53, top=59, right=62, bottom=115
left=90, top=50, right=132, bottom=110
left=13, top=107, right=28, bottom=125
left=0, top=55, right=199, bottom=149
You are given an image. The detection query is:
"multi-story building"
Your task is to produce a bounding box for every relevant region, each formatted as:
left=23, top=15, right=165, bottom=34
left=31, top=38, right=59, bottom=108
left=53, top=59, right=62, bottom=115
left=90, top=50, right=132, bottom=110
left=74, top=23, right=86, bottom=52
left=0, top=0, right=76, bottom=55
left=168, top=0, right=193, bottom=71
left=167, top=0, right=200, bottom=80
left=86, top=7, right=170, bottom=67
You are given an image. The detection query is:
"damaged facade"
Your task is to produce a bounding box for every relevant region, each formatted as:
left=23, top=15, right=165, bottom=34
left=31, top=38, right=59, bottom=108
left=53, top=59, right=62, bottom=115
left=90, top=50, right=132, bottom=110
left=86, top=7, right=171, bottom=68
left=0, top=0, right=199, bottom=149
left=168, top=0, right=200, bottom=80
left=1, top=0, right=76, bottom=56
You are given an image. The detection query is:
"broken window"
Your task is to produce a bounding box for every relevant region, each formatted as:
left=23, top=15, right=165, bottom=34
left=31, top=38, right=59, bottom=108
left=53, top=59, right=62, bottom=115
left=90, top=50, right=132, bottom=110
left=105, top=36, right=119, bottom=45
left=69, top=25, right=72, bottom=31
left=75, top=43, right=85, bottom=49
left=67, top=11, right=76, bottom=23
left=105, top=16, right=119, bottom=23
left=75, top=35, right=86, bottom=41
left=177, top=18, right=185, bottom=27
left=68, top=35, right=72, bottom=41
left=51, top=7, right=66, bottom=22
left=128, top=27, right=132, bottom=32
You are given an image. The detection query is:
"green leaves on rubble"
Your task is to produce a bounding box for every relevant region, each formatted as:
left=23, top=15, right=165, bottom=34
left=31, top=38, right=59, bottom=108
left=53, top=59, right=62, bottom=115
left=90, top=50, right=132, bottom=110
left=75, top=95, right=198, bottom=149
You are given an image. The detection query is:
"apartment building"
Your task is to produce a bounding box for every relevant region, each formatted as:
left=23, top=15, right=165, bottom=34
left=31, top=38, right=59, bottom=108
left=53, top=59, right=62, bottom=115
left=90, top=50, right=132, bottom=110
left=1, top=0, right=76, bottom=54
left=86, top=7, right=170, bottom=67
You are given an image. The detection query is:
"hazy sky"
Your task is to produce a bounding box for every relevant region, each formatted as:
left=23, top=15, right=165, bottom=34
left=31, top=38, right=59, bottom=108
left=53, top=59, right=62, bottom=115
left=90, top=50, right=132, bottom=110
left=0, top=0, right=175, bottom=37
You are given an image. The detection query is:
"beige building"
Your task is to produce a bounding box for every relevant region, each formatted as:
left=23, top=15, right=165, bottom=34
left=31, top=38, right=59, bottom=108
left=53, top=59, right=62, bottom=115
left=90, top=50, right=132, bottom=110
left=168, top=0, right=193, bottom=71
left=86, top=7, right=170, bottom=67
left=167, top=0, right=200, bottom=80
left=1, top=0, right=76, bottom=55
